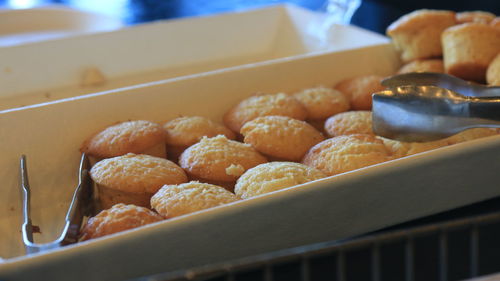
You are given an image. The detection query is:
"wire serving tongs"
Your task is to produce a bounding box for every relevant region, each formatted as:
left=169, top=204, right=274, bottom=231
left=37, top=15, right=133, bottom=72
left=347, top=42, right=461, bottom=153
left=20, top=153, right=95, bottom=254
left=372, top=73, right=500, bottom=142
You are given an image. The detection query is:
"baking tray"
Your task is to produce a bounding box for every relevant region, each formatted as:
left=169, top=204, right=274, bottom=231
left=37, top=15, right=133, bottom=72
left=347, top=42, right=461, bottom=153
left=1, top=43, right=500, bottom=281
left=0, top=3, right=387, bottom=111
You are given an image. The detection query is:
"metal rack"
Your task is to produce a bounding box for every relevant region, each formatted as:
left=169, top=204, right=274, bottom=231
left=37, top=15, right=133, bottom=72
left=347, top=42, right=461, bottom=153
left=141, top=201, right=500, bottom=281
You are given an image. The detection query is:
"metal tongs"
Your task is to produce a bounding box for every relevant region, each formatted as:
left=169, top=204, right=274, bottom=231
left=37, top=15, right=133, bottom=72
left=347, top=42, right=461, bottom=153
left=372, top=72, right=500, bottom=142
left=20, top=153, right=94, bottom=254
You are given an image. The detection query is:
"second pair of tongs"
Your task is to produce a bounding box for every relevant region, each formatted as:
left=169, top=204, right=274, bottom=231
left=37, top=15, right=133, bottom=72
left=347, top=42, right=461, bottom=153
left=372, top=72, right=500, bottom=142
left=20, top=153, right=95, bottom=254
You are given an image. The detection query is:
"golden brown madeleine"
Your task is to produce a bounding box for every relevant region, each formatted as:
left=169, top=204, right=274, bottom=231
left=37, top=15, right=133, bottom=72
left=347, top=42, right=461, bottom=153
left=334, top=75, right=385, bottom=110
left=234, top=162, right=326, bottom=199
left=386, top=9, right=456, bottom=62
left=486, top=53, right=500, bottom=86
left=179, top=135, right=268, bottom=184
left=324, top=111, right=373, bottom=137
left=151, top=181, right=239, bottom=218
left=90, top=153, right=188, bottom=209
left=223, top=92, right=308, bottom=133
left=302, top=134, right=391, bottom=176
left=378, top=137, right=448, bottom=159
left=293, top=86, right=350, bottom=120
left=397, top=59, right=445, bottom=74
left=444, top=128, right=499, bottom=145
left=81, top=120, right=167, bottom=159
left=442, top=23, right=500, bottom=83
left=163, top=116, right=235, bottom=161
left=456, top=11, right=496, bottom=24
left=240, top=116, right=325, bottom=162
left=80, top=203, right=163, bottom=241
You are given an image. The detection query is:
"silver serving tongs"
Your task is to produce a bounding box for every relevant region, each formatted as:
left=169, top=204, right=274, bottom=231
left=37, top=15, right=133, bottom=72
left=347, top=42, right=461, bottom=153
left=372, top=73, right=500, bottom=142
left=20, top=153, right=94, bottom=254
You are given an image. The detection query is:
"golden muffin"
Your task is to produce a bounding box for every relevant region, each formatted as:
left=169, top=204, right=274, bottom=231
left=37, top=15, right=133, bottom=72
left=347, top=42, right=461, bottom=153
left=293, top=86, right=350, bottom=120
left=492, top=17, right=500, bottom=29
left=163, top=116, right=235, bottom=161
left=442, top=23, right=500, bottom=82
left=386, top=9, right=456, bottom=62
left=324, top=111, right=373, bottom=137
left=80, top=203, right=163, bottom=241
left=179, top=135, right=268, bottom=188
left=445, top=128, right=499, bottom=145
left=151, top=181, right=239, bottom=218
left=334, top=75, right=385, bottom=110
left=456, top=11, right=496, bottom=24
left=90, top=153, right=188, bottom=209
left=223, top=92, right=308, bottom=133
left=486, top=53, right=500, bottom=86
left=379, top=137, right=449, bottom=159
left=81, top=120, right=167, bottom=159
left=240, top=116, right=325, bottom=161
left=234, top=162, right=326, bottom=199
left=302, top=134, right=391, bottom=176
left=397, top=59, right=445, bottom=74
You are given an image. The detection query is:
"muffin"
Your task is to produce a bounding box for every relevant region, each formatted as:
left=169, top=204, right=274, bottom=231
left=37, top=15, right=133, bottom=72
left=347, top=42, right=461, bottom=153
left=151, top=181, right=239, bottom=218
left=80, top=203, right=163, bottom=241
left=386, top=9, right=456, bottom=62
left=486, top=53, right=500, bottom=86
left=223, top=92, right=308, bottom=133
left=324, top=111, right=374, bottom=137
left=397, top=59, right=445, bottom=74
left=445, top=128, right=499, bottom=145
left=163, top=116, right=235, bottom=161
left=179, top=135, right=267, bottom=188
left=234, top=162, right=326, bottom=199
left=335, top=75, right=385, bottom=110
left=81, top=120, right=167, bottom=159
left=292, top=86, right=350, bottom=120
left=492, top=17, right=500, bottom=29
left=456, top=11, right=496, bottom=24
left=90, top=153, right=188, bottom=209
left=379, top=137, right=448, bottom=159
left=442, top=23, right=500, bottom=82
left=240, top=116, right=325, bottom=161
left=302, top=134, right=391, bottom=176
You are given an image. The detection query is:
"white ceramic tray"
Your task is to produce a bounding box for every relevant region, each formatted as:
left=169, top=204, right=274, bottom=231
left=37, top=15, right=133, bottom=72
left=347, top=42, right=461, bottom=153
left=0, top=4, right=388, bottom=112
left=1, top=43, right=500, bottom=281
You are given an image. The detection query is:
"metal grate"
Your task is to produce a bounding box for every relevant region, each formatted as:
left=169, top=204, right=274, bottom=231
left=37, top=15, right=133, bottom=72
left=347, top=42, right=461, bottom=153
left=141, top=209, right=500, bottom=281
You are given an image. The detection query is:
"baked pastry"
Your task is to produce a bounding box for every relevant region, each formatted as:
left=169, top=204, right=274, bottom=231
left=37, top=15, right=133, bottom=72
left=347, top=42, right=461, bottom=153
left=163, top=116, right=235, bottom=161
left=456, top=11, right=496, bottom=24
left=324, top=111, right=373, bottom=137
left=445, top=128, right=499, bottom=145
left=302, top=134, right=391, bottom=176
left=234, top=162, right=326, bottom=199
left=179, top=135, right=267, bottom=188
left=80, top=203, right=163, bottom=241
left=81, top=120, right=167, bottom=159
left=240, top=116, right=324, bottom=161
left=397, top=59, right=445, bottom=74
left=223, top=92, right=308, bottom=133
left=386, top=9, right=456, bottom=62
left=486, top=53, right=500, bottom=86
left=292, top=86, right=350, bottom=120
left=492, top=17, right=500, bottom=29
left=151, top=181, right=239, bottom=218
left=90, top=153, right=188, bottom=209
left=334, top=75, right=385, bottom=110
left=379, top=137, right=448, bottom=159
left=442, top=23, right=500, bottom=82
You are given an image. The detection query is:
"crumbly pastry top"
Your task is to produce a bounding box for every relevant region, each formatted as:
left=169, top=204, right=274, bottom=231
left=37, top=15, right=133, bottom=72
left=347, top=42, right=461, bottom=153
left=335, top=75, right=384, bottom=110
left=234, top=162, right=326, bottom=199
left=241, top=115, right=324, bottom=161
left=293, top=86, right=350, bottom=120
left=151, top=181, right=239, bottom=218
left=90, top=153, right=187, bottom=193
left=302, top=134, right=391, bottom=176
left=81, top=120, right=166, bottom=158
left=223, top=92, right=308, bottom=133
left=379, top=137, right=448, bottom=159
left=179, top=135, right=268, bottom=182
left=456, top=11, right=496, bottom=24
left=164, top=116, right=235, bottom=147
left=324, top=111, right=374, bottom=137
left=80, top=203, right=163, bottom=241
left=387, top=9, right=456, bottom=33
